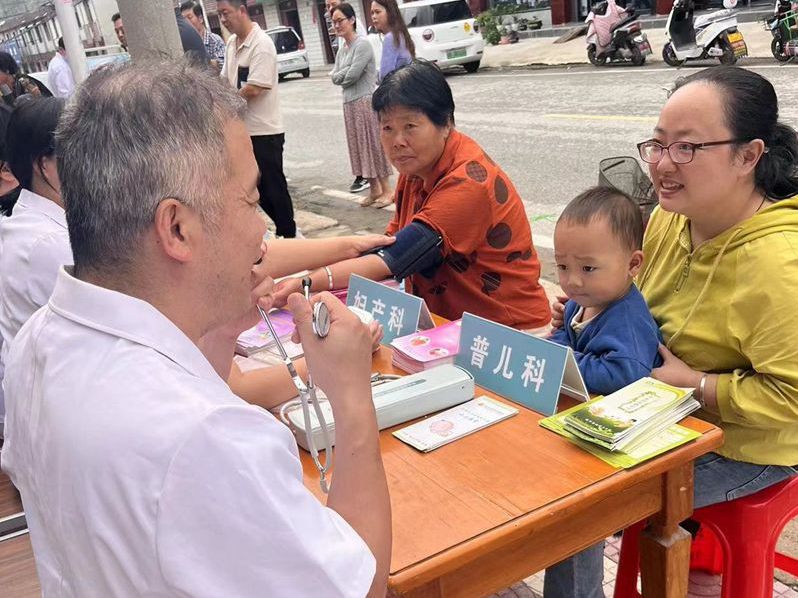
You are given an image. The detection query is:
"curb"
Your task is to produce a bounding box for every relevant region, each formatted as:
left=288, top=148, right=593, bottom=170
left=477, top=55, right=791, bottom=70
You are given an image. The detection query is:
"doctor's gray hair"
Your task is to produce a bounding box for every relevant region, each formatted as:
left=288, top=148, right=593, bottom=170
left=56, top=59, right=246, bottom=276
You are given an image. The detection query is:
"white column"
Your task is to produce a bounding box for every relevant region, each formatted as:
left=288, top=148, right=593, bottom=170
left=53, top=0, right=89, bottom=83
left=116, top=0, right=183, bottom=60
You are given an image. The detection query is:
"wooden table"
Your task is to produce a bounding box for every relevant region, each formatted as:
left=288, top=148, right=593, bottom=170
left=301, top=346, right=723, bottom=598
left=0, top=472, right=38, bottom=598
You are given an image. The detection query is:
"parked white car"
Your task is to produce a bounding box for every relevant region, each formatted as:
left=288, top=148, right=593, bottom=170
left=267, top=26, right=310, bottom=80
left=370, top=0, right=484, bottom=73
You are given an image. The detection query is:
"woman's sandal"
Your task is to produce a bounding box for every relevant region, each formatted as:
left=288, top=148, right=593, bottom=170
left=372, top=194, right=393, bottom=209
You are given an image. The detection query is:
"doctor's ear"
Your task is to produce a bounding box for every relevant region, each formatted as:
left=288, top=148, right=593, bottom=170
left=153, top=198, right=203, bottom=264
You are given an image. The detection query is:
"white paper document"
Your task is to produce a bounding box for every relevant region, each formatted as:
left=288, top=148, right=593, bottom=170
left=393, top=395, right=518, bottom=452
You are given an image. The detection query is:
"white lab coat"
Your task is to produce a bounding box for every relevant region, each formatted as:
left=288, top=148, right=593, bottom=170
left=0, top=189, right=72, bottom=437
left=2, top=267, right=376, bottom=597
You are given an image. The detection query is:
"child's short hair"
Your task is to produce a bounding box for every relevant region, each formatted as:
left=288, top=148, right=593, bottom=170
left=558, top=186, right=644, bottom=251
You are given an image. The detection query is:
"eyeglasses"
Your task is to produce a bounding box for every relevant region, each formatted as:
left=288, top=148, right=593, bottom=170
left=332, top=17, right=349, bottom=25
left=637, top=139, right=746, bottom=164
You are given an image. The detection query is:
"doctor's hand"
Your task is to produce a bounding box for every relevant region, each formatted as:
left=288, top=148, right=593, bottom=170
left=289, top=292, right=372, bottom=402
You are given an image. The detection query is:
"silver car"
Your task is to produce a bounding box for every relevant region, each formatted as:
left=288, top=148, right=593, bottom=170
left=267, top=26, right=311, bottom=80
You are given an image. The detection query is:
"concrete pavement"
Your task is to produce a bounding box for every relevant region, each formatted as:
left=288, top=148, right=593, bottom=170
left=481, top=19, right=778, bottom=67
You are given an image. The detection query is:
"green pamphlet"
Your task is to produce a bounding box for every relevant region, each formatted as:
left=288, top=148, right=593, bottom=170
left=540, top=396, right=701, bottom=469
left=562, top=377, right=699, bottom=451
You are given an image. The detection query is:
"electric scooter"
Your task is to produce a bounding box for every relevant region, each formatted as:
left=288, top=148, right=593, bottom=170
left=662, top=0, right=748, bottom=66
left=764, top=0, right=798, bottom=61
left=585, top=0, right=652, bottom=66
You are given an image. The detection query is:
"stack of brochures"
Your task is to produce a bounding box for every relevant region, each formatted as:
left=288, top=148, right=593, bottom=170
left=235, top=309, right=295, bottom=357
left=541, top=377, right=702, bottom=468
left=390, top=320, right=462, bottom=373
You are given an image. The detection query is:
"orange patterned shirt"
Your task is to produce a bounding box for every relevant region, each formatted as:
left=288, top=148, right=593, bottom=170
left=386, top=130, right=551, bottom=329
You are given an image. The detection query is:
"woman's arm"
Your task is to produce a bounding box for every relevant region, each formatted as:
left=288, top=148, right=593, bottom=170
left=228, top=321, right=384, bottom=409
left=228, top=359, right=309, bottom=409
left=264, top=235, right=394, bottom=279
left=273, top=253, right=392, bottom=306
left=331, top=39, right=373, bottom=87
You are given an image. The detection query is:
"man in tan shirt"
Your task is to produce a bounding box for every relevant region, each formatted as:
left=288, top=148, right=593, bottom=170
left=219, top=0, right=297, bottom=238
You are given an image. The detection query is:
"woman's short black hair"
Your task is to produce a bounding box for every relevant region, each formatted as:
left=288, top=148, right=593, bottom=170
left=673, top=66, right=798, bottom=200
left=0, top=52, right=18, bottom=76
left=0, top=105, right=19, bottom=216
left=6, top=96, right=65, bottom=191
left=372, top=60, right=455, bottom=128
left=332, top=2, right=357, bottom=29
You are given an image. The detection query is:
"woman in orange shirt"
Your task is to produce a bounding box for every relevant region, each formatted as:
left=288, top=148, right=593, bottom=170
left=275, top=60, right=550, bottom=330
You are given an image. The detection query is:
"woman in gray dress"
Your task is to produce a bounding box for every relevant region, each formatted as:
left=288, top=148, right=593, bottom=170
left=331, top=2, right=393, bottom=208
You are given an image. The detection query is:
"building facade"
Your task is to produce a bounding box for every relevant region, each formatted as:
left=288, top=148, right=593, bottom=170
left=0, top=0, right=41, bottom=19
left=0, top=0, right=120, bottom=73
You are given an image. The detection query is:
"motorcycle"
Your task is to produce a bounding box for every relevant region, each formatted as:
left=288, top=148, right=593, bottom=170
left=585, top=0, right=652, bottom=67
left=662, top=0, right=748, bottom=66
left=764, top=0, right=798, bottom=61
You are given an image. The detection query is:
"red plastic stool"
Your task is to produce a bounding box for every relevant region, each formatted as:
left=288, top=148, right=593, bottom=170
left=613, top=476, right=798, bottom=598
left=689, top=525, right=723, bottom=575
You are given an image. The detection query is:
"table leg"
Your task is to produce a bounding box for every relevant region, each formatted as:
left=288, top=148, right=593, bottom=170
left=639, top=461, right=694, bottom=598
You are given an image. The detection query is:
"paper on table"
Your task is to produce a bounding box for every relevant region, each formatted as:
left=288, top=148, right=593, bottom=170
left=393, top=395, right=518, bottom=452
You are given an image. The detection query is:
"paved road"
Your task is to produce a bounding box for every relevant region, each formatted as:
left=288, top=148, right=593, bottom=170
left=280, top=62, right=798, bottom=276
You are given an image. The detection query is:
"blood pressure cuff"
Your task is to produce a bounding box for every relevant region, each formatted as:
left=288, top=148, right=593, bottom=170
left=372, top=221, right=444, bottom=281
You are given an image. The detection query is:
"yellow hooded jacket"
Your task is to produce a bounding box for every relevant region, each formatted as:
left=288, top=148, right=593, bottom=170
left=638, top=198, right=798, bottom=465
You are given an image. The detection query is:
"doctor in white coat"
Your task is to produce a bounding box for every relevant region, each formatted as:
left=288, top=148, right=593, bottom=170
left=2, top=60, right=391, bottom=597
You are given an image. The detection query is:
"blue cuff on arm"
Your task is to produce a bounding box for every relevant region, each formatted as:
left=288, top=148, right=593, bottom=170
left=371, top=221, right=444, bottom=280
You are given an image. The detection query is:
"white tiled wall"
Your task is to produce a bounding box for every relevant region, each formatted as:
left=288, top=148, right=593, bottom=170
left=261, top=0, right=329, bottom=69
left=297, top=0, right=328, bottom=68
left=262, top=1, right=280, bottom=29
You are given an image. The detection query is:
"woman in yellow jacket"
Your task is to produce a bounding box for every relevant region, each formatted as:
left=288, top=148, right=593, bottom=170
left=546, top=66, right=798, bottom=596
left=639, top=66, right=798, bottom=485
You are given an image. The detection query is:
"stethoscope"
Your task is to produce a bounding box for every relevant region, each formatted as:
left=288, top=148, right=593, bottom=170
left=257, top=277, right=334, bottom=493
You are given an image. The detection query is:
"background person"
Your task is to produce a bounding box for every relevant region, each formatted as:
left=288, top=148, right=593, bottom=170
left=0, top=97, right=69, bottom=439
left=326, top=0, right=370, bottom=195
left=331, top=3, right=393, bottom=208
left=371, top=0, right=414, bottom=82
left=181, top=1, right=226, bottom=72
left=219, top=0, right=297, bottom=238
left=0, top=53, right=45, bottom=106
left=112, top=12, right=127, bottom=50
left=47, top=38, right=75, bottom=99
left=0, top=103, right=19, bottom=216
left=276, top=61, right=552, bottom=331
